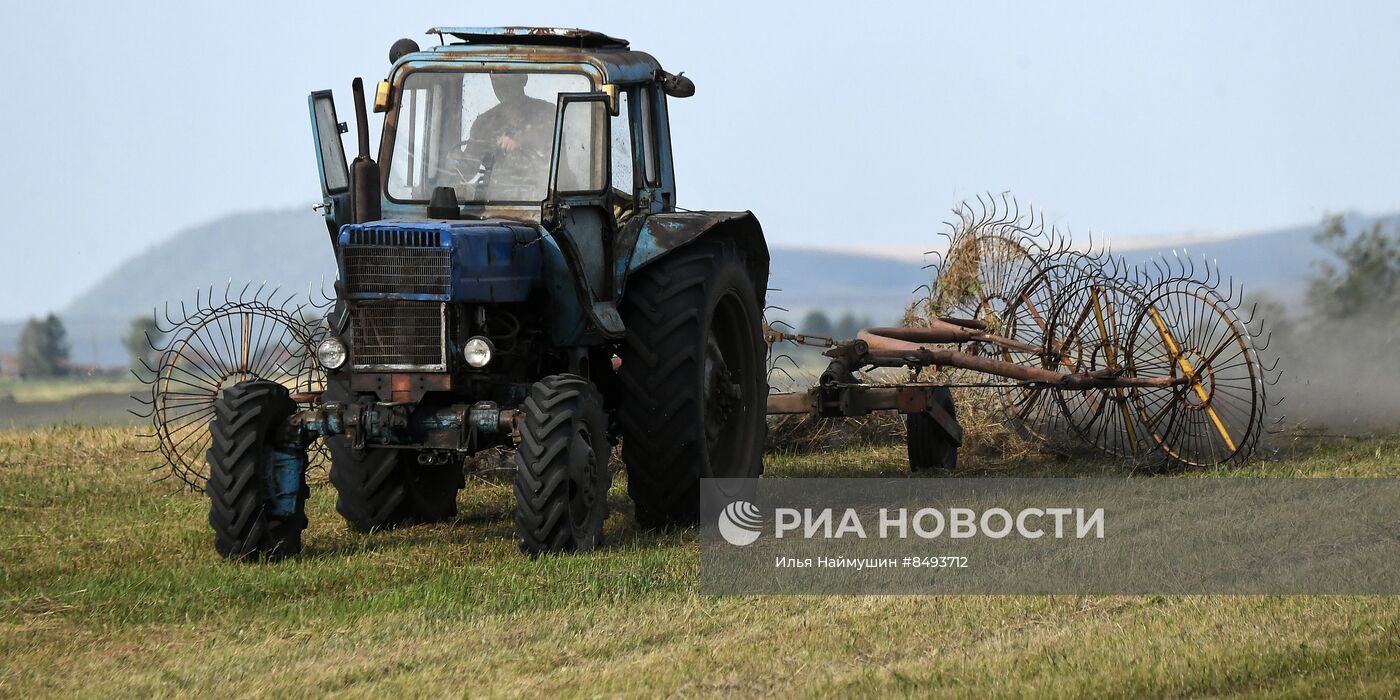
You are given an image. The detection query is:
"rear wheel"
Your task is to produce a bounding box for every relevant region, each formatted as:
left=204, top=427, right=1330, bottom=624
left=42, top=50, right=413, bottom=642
left=328, top=441, right=462, bottom=532
left=321, top=375, right=461, bottom=532
left=205, top=380, right=308, bottom=560
left=618, top=239, right=767, bottom=528
left=513, top=374, right=612, bottom=555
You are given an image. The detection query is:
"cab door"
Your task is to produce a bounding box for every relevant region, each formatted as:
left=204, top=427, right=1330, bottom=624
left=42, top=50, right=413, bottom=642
left=308, top=91, right=351, bottom=232
left=543, top=92, right=624, bottom=337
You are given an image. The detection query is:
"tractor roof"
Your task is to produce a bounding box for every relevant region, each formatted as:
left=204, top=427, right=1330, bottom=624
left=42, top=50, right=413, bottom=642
left=427, top=27, right=629, bottom=49
left=403, top=27, right=660, bottom=84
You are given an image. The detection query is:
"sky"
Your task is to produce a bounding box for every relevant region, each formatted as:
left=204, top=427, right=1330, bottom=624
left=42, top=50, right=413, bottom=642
left=2, top=0, right=1399, bottom=321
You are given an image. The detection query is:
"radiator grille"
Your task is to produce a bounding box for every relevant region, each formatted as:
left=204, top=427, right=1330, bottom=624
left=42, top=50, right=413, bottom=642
left=347, top=227, right=442, bottom=247
left=342, top=245, right=451, bottom=296
left=352, top=302, right=447, bottom=370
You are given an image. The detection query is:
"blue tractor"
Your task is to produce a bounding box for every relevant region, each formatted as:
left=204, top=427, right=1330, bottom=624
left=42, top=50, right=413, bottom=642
left=205, top=27, right=770, bottom=558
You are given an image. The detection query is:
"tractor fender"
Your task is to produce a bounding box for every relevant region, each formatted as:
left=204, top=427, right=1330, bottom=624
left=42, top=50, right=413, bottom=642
left=618, top=210, right=770, bottom=304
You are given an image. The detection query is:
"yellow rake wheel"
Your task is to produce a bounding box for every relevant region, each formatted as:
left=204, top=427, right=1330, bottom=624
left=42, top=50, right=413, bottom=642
left=997, top=253, right=1115, bottom=449
left=1125, top=287, right=1263, bottom=467
left=1045, top=276, right=1155, bottom=459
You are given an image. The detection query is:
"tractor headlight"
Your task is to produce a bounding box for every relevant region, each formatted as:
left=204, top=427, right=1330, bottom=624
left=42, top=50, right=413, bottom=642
left=315, top=337, right=348, bottom=370
left=463, top=336, right=493, bottom=368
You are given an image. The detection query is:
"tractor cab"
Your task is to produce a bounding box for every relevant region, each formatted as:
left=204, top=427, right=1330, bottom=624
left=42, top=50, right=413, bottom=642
left=309, top=27, right=693, bottom=229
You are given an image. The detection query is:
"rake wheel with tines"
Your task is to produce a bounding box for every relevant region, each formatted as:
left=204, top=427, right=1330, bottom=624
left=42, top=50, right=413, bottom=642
left=1043, top=268, right=1155, bottom=458
left=1125, top=276, right=1265, bottom=467
left=132, top=283, right=331, bottom=489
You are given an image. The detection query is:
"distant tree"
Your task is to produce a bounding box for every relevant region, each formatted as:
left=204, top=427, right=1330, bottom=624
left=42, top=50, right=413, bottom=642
left=1308, top=213, right=1400, bottom=319
left=124, top=315, right=163, bottom=379
left=831, top=312, right=874, bottom=340
left=799, top=310, right=833, bottom=336
left=17, top=314, right=70, bottom=378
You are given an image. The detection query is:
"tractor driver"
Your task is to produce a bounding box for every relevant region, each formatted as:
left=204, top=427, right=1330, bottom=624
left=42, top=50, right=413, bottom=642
left=456, top=73, right=557, bottom=201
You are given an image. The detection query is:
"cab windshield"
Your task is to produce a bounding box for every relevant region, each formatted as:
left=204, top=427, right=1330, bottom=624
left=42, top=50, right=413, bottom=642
left=386, top=70, right=592, bottom=204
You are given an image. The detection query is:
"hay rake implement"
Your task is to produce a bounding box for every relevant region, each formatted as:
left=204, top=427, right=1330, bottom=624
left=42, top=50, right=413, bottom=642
left=765, top=195, right=1279, bottom=469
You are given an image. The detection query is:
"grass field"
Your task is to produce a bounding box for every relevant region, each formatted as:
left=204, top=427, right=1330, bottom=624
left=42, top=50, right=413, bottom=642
left=0, top=376, right=138, bottom=404
left=1, top=426, right=1398, bottom=697
left=0, top=377, right=143, bottom=431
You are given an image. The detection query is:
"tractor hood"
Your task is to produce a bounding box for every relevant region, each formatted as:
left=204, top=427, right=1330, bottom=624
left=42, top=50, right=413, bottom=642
left=336, top=219, right=543, bottom=303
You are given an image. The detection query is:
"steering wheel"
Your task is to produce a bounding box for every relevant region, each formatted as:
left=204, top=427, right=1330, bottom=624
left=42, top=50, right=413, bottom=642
left=444, top=137, right=494, bottom=183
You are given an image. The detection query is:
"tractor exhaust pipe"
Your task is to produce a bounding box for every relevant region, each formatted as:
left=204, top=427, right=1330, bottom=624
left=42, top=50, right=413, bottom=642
left=350, top=78, right=381, bottom=224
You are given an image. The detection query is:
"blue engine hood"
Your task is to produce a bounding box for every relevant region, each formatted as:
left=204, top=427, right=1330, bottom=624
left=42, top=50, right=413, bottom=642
left=337, top=219, right=543, bottom=303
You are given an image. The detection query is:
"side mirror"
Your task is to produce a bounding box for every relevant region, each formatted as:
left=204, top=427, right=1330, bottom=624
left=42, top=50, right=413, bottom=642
left=661, top=72, right=695, bottom=98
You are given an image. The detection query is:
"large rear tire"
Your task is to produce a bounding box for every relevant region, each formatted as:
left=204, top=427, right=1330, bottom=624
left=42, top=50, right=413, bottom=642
left=327, top=441, right=462, bottom=532
left=321, top=376, right=460, bottom=532
left=205, top=380, right=308, bottom=560
left=618, top=238, right=767, bottom=528
left=513, top=374, right=612, bottom=555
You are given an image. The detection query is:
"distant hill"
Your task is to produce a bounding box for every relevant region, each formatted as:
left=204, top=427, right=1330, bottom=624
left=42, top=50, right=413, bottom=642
left=0, top=208, right=1384, bottom=368
left=1115, top=219, right=1351, bottom=312
left=63, top=209, right=339, bottom=319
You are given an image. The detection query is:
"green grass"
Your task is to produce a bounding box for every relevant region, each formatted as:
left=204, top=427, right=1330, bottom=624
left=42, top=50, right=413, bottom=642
left=0, top=376, right=138, bottom=404
left=1, top=427, right=1397, bottom=697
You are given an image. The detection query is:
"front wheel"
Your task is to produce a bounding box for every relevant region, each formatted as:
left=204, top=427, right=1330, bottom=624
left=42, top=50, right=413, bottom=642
left=513, top=374, right=613, bottom=555
left=205, top=380, right=308, bottom=560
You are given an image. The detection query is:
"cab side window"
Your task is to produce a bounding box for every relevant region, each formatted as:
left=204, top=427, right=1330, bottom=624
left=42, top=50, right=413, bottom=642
left=610, top=90, right=636, bottom=198
left=637, top=88, right=659, bottom=186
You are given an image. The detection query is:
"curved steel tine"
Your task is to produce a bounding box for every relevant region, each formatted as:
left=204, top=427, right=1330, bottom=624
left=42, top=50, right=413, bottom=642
left=136, top=354, right=161, bottom=374
left=772, top=353, right=801, bottom=369
left=157, top=302, right=178, bottom=332
left=767, top=367, right=797, bottom=387
left=275, top=284, right=296, bottom=310
left=1241, top=298, right=1258, bottom=326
